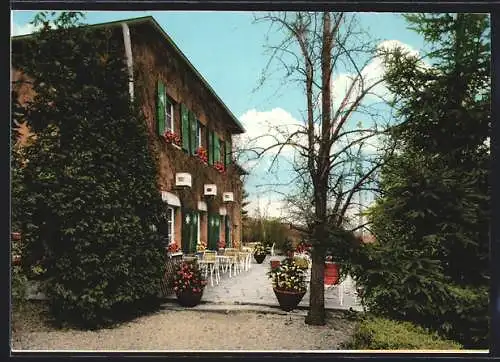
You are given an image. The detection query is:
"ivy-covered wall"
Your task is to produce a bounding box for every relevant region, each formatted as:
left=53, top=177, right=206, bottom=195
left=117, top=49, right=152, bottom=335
left=11, top=20, right=245, bottom=246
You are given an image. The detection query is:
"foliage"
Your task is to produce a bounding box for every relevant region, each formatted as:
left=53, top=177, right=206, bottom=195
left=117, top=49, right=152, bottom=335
left=13, top=12, right=165, bottom=327
left=11, top=265, right=28, bottom=302
left=343, top=316, right=462, bottom=350
left=242, top=217, right=290, bottom=250
left=196, top=240, right=207, bottom=252
left=292, top=256, right=310, bottom=270
left=253, top=242, right=267, bottom=255
left=352, top=13, right=490, bottom=348
left=268, top=257, right=307, bottom=293
left=172, top=261, right=207, bottom=294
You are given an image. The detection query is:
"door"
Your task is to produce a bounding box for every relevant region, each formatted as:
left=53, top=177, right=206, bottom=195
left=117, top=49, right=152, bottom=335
left=182, top=210, right=198, bottom=254
left=208, top=213, right=220, bottom=250
left=225, top=215, right=232, bottom=248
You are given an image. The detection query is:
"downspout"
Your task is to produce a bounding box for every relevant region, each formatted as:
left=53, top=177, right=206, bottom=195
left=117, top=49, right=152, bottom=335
left=121, top=22, right=134, bottom=102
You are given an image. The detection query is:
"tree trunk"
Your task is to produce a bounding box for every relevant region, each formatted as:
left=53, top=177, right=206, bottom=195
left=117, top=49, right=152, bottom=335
left=305, top=243, right=326, bottom=325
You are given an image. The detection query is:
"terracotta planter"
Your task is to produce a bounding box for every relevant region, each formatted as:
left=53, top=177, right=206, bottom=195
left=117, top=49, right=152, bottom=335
left=273, top=288, right=306, bottom=312
left=176, top=289, right=204, bottom=307
left=254, top=253, right=266, bottom=264
left=270, top=260, right=281, bottom=269
left=324, top=262, right=340, bottom=285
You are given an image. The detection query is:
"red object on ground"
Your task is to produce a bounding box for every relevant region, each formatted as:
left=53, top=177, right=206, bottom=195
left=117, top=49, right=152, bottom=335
left=324, top=262, right=340, bottom=285
left=11, top=232, right=21, bottom=241
left=270, top=260, right=281, bottom=269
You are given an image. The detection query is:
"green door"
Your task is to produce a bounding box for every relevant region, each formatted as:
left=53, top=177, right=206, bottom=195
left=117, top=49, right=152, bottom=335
left=182, top=210, right=198, bottom=254
left=225, top=216, right=232, bottom=248
left=208, top=213, right=220, bottom=250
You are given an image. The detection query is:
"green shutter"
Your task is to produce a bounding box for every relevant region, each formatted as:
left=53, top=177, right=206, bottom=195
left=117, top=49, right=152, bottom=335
left=181, top=209, right=190, bottom=254
left=191, top=212, right=198, bottom=253
left=225, top=138, right=232, bottom=165
left=208, top=130, right=214, bottom=165
left=214, top=136, right=221, bottom=163
left=189, top=111, right=197, bottom=155
left=157, top=80, right=166, bottom=136
left=181, top=104, right=190, bottom=151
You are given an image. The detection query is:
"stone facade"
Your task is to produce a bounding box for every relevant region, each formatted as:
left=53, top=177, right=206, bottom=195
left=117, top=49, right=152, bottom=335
left=11, top=16, right=246, bottom=253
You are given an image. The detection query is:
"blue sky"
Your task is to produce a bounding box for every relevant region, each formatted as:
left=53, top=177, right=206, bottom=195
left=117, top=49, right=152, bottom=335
left=11, top=11, right=428, bottom=219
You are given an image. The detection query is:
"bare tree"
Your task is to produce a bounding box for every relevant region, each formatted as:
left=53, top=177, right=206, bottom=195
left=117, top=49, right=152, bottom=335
left=245, top=11, right=394, bottom=325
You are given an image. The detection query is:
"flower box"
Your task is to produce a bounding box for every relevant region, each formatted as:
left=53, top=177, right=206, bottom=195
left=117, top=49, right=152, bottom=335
left=163, top=130, right=181, bottom=147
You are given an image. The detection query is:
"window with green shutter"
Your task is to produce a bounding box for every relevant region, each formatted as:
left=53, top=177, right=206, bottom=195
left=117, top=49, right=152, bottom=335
left=214, top=136, right=221, bottom=163
left=225, top=138, right=232, bottom=166
left=208, top=129, right=214, bottom=165
left=157, top=80, right=166, bottom=137
left=189, top=111, right=197, bottom=155
left=181, top=104, right=190, bottom=151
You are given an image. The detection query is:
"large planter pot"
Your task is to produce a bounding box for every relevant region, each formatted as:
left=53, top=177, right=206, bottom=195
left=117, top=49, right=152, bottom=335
left=324, top=262, right=340, bottom=285
left=273, top=288, right=306, bottom=312
left=176, top=289, right=204, bottom=307
left=270, top=260, right=281, bottom=269
left=254, top=253, right=266, bottom=264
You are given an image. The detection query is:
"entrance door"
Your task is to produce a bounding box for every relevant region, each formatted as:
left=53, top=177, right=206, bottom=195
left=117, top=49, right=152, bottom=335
left=207, top=213, right=220, bottom=250
left=182, top=210, right=198, bottom=254
left=225, top=215, right=232, bottom=248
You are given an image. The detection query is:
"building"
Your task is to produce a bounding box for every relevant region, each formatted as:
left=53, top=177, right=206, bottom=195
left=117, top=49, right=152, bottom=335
left=11, top=16, right=247, bottom=254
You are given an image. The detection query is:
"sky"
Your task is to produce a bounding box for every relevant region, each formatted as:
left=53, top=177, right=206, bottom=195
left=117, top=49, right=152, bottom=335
left=11, top=10, right=428, bottom=220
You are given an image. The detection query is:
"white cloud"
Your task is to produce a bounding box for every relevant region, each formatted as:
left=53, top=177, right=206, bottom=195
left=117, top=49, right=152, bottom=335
left=12, top=22, right=37, bottom=36
left=234, top=107, right=305, bottom=167
left=331, top=39, right=422, bottom=111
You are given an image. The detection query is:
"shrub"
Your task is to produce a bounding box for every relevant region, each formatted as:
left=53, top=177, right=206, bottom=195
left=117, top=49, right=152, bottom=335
left=349, top=242, right=489, bottom=348
left=344, top=316, right=462, bottom=350
left=14, top=13, right=165, bottom=327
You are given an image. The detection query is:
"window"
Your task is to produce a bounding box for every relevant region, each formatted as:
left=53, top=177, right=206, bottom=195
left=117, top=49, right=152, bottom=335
left=157, top=79, right=175, bottom=136
left=166, top=206, right=175, bottom=244
left=196, top=121, right=202, bottom=150
left=165, top=98, right=174, bottom=132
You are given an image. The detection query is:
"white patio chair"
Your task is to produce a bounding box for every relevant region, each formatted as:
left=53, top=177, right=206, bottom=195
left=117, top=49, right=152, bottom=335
left=198, top=250, right=220, bottom=287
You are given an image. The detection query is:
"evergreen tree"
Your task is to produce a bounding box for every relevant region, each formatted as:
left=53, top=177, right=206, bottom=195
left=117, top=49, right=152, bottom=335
left=13, top=12, right=165, bottom=326
left=352, top=13, right=490, bottom=347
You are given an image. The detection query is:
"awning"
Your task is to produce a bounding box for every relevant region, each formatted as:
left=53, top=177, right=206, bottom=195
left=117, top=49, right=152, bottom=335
left=161, top=191, right=181, bottom=207
left=198, top=201, right=207, bottom=211
left=219, top=207, right=227, bottom=216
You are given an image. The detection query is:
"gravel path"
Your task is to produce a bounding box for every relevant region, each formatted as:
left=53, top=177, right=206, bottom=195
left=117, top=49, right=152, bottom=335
left=12, top=303, right=356, bottom=351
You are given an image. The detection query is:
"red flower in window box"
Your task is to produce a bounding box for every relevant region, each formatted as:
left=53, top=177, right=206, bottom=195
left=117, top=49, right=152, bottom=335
left=167, top=242, right=181, bottom=253
left=163, top=130, right=181, bottom=146
left=214, top=161, right=225, bottom=173
left=195, top=146, right=208, bottom=164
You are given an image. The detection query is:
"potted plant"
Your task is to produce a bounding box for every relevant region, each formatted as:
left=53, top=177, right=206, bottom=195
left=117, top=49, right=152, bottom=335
left=196, top=240, right=206, bottom=257
left=253, top=242, right=267, bottom=264
left=324, top=255, right=340, bottom=285
left=268, top=258, right=307, bottom=311
left=217, top=239, right=226, bottom=250
left=171, top=260, right=207, bottom=307
left=167, top=242, right=182, bottom=257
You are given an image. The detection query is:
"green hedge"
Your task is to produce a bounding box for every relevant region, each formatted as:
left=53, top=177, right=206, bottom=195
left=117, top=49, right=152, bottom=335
left=344, top=316, right=462, bottom=350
